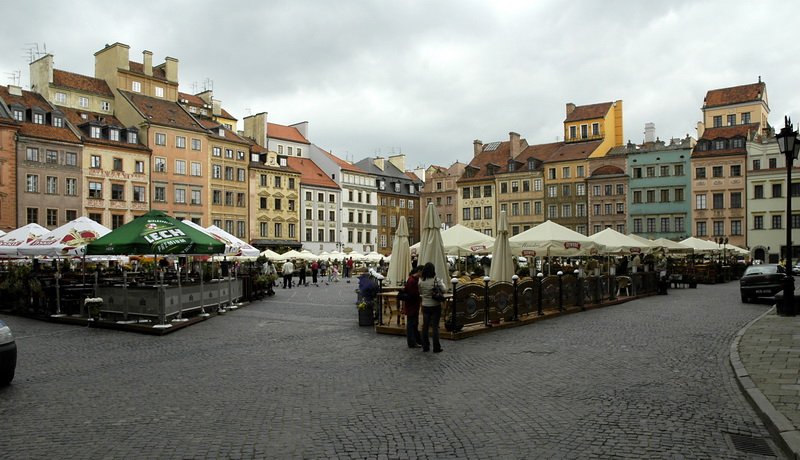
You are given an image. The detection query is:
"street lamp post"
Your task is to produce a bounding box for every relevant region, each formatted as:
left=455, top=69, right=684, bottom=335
left=775, top=116, right=800, bottom=315
left=716, top=236, right=728, bottom=282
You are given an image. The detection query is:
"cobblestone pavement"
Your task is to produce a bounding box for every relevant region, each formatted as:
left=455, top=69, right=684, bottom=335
left=0, top=281, right=784, bottom=458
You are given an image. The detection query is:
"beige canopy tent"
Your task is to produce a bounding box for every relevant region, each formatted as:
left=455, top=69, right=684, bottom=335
left=489, top=211, right=514, bottom=282
left=679, top=237, right=720, bottom=254
left=385, top=216, right=411, bottom=287
left=652, top=238, right=694, bottom=254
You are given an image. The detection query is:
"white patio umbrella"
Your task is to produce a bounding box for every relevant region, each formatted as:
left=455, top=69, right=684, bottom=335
left=409, top=224, right=495, bottom=256
left=489, top=211, right=514, bottom=282
left=346, top=251, right=365, bottom=262
left=509, top=220, right=602, bottom=257
left=281, top=249, right=304, bottom=260
left=627, top=233, right=662, bottom=252
left=298, top=249, right=317, bottom=261
left=385, top=216, right=411, bottom=287
left=724, top=243, right=749, bottom=255
left=679, top=237, right=720, bottom=254
left=589, top=228, right=651, bottom=255
left=260, top=249, right=282, bottom=259
left=652, top=238, right=693, bottom=254
left=18, top=216, right=111, bottom=257
left=206, top=225, right=261, bottom=258
left=418, top=202, right=449, bottom=285
left=0, top=223, right=50, bottom=256
left=363, top=251, right=384, bottom=263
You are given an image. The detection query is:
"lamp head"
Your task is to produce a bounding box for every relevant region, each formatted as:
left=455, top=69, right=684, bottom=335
left=512, top=274, right=519, bottom=281
left=557, top=270, right=564, bottom=276
left=537, top=272, right=544, bottom=278
left=776, top=115, right=799, bottom=159
left=483, top=276, right=491, bottom=283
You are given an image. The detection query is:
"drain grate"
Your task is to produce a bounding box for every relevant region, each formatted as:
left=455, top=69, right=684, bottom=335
left=725, top=433, right=776, bottom=457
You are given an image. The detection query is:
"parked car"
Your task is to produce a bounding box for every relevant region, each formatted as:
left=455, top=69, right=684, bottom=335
left=740, top=264, right=792, bottom=303
left=0, top=319, right=16, bottom=385
left=793, top=262, right=800, bottom=276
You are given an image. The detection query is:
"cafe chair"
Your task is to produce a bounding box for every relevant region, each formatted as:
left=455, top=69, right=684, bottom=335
left=616, top=276, right=632, bottom=297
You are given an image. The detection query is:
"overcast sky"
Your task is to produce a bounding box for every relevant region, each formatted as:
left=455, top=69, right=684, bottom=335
left=1, top=1, right=797, bottom=170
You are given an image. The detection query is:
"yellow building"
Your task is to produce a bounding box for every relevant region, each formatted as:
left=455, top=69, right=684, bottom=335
left=496, top=141, right=557, bottom=235
left=247, top=145, right=302, bottom=250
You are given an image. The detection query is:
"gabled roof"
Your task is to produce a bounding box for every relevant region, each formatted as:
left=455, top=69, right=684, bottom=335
left=0, top=86, right=80, bottom=144
left=565, top=102, right=613, bottom=122
left=457, top=141, right=512, bottom=183
left=318, top=148, right=366, bottom=174
left=545, top=139, right=603, bottom=163
left=58, top=106, right=149, bottom=151
left=589, top=165, right=625, bottom=177
left=704, top=82, right=766, bottom=108
left=698, top=123, right=759, bottom=141
left=354, top=158, right=410, bottom=180
left=268, top=122, right=309, bottom=144
left=52, top=70, right=114, bottom=97
left=119, top=90, right=206, bottom=133
left=286, top=157, right=340, bottom=190
left=197, top=118, right=249, bottom=145
left=128, top=61, right=168, bottom=81
left=517, top=141, right=562, bottom=162
left=177, top=92, right=239, bottom=122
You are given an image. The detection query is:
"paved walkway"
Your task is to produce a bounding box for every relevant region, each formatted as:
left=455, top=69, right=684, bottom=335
left=732, top=289, right=800, bottom=460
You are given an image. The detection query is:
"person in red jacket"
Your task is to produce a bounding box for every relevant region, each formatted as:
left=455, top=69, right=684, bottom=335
left=403, top=266, right=423, bottom=348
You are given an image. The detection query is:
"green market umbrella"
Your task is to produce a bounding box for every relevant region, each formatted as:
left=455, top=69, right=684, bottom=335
left=85, top=210, right=225, bottom=255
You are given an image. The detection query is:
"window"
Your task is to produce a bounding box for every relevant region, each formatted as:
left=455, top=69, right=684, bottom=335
left=274, top=223, right=282, bottom=238
left=88, top=181, right=102, bottom=198
left=593, top=204, right=601, bottom=216
left=274, top=176, right=282, bottom=188
left=576, top=203, right=586, bottom=217
left=534, top=179, right=542, bottom=191
left=661, top=189, right=670, bottom=202
left=154, top=185, right=166, bottom=202
left=212, top=165, right=222, bottom=179
left=46, top=150, right=58, bottom=164
left=754, top=184, right=764, bottom=198
left=569, top=126, right=577, bottom=139
left=523, top=201, right=531, bottom=215
left=224, top=192, right=234, bottom=206
left=274, top=198, right=282, bottom=210
left=224, top=166, right=234, bottom=181
left=576, top=183, right=586, bottom=196
left=695, top=167, right=706, bottom=179
left=695, top=194, right=707, bottom=209
left=730, top=164, right=741, bottom=176
left=473, top=207, right=481, bottom=220
left=754, top=215, right=764, bottom=230
left=727, top=114, right=736, bottom=126
left=176, top=136, right=186, bottom=149
left=65, top=178, right=77, bottom=196
left=646, top=167, right=655, bottom=177
left=562, top=167, right=571, bottom=179
left=713, top=115, right=722, bottom=127
left=710, top=193, right=724, bottom=209
left=562, top=184, right=571, bottom=196
left=753, top=159, right=761, bottom=170
left=548, top=168, right=556, bottom=180
left=26, top=147, right=40, bottom=162
left=633, top=190, right=642, bottom=203
left=772, top=215, right=782, bottom=229
left=576, top=165, right=585, bottom=177
left=155, top=157, right=166, bottom=172
left=191, top=162, right=202, bottom=176
left=674, top=164, right=684, bottom=176
left=646, top=218, right=655, bottom=233
left=730, top=192, right=742, bottom=209
left=53, top=116, right=64, bottom=127
left=674, top=217, right=684, bottom=233
left=26, top=208, right=38, bottom=224
left=133, top=185, right=145, bottom=202
left=500, top=182, right=508, bottom=194
left=111, top=184, right=124, bottom=200
left=646, top=190, right=655, bottom=203
left=113, top=157, right=123, bottom=171
left=191, top=190, right=202, bottom=205
left=90, top=155, right=101, bottom=168
left=462, top=208, right=471, bottom=220
left=591, top=123, right=599, bottom=136
left=155, top=86, right=164, bottom=98
left=633, top=219, right=642, bottom=233
left=604, top=185, right=613, bottom=196
left=155, top=132, right=166, bottom=146
left=593, top=185, right=601, bottom=196
left=101, top=101, right=110, bottom=112
left=46, top=176, right=57, bottom=194
left=55, top=92, right=66, bottom=103
left=675, top=188, right=684, bottom=202
left=192, top=138, right=202, bottom=150
left=731, top=220, right=742, bottom=235
left=548, top=185, right=557, bottom=198
left=604, top=204, right=612, bottom=215
left=633, top=167, right=642, bottom=178
left=511, top=202, right=519, bottom=216
left=213, top=147, right=222, bottom=157
left=548, top=205, right=557, bottom=219
left=237, top=150, right=245, bottom=160
left=616, top=203, right=624, bottom=214
left=793, top=183, right=800, bottom=197
left=65, top=152, right=77, bottom=166
left=225, top=149, right=233, bottom=159
left=26, top=174, right=39, bottom=193
left=175, top=188, right=186, bottom=204
left=741, top=112, right=751, bottom=124
left=660, top=218, right=670, bottom=233
left=616, top=184, right=624, bottom=195
left=46, top=208, right=58, bottom=227
left=522, top=180, right=530, bottom=192
left=127, top=131, right=138, bottom=144
left=793, top=214, right=800, bottom=230
left=132, top=81, right=141, bottom=92
left=660, top=165, right=670, bottom=177
left=175, top=160, right=187, bottom=175
left=580, top=124, right=588, bottom=139
left=773, top=183, right=782, bottom=198
left=712, top=166, right=723, bottom=178
left=562, top=204, right=572, bottom=218
left=33, top=112, right=44, bottom=124
left=696, top=221, right=707, bottom=236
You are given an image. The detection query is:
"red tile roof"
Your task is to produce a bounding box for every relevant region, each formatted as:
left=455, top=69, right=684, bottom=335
left=565, top=102, right=613, bottom=122
left=692, top=123, right=757, bottom=158
left=704, top=82, right=765, bottom=108
left=0, top=86, right=81, bottom=144
left=545, top=139, right=603, bottom=162
left=120, top=90, right=206, bottom=133
left=268, top=122, right=309, bottom=144
left=318, top=148, right=366, bottom=173
left=457, top=141, right=513, bottom=183
left=517, top=141, right=562, bottom=162
left=405, top=171, right=421, bottom=182
left=128, top=61, right=167, bottom=80
left=52, top=70, right=114, bottom=97
left=286, top=157, right=339, bottom=189
left=58, top=106, right=149, bottom=151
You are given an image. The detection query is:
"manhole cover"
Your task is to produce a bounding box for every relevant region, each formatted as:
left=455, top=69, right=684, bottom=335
left=725, top=433, right=776, bottom=457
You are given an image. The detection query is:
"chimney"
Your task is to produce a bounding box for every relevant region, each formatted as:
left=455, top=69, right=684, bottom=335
left=388, top=154, right=405, bottom=172
left=290, top=121, right=309, bottom=140
left=164, top=56, right=178, bottom=83
left=243, top=112, right=268, bottom=148
left=142, top=50, right=153, bottom=76
left=373, top=157, right=385, bottom=171
left=566, top=103, right=576, bottom=116
left=644, top=122, right=656, bottom=143
left=509, top=131, right=521, bottom=157
left=29, top=54, right=54, bottom=95
left=473, top=139, right=483, bottom=157
left=8, top=85, right=22, bottom=96
left=696, top=121, right=705, bottom=139
left=212, top=99, right=221, bottom=116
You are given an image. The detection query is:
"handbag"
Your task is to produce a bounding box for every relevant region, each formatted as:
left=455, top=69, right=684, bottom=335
left=431, top=278, right=446, bottom=302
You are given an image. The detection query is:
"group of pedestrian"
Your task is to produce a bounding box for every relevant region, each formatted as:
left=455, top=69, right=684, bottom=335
left=402, top=262, right=446, bottom=353
left=264, top=256, right=360, bottom=289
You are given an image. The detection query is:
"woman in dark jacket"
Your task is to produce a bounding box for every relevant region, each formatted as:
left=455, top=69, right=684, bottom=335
left=403, top=266, right=423, bottom=348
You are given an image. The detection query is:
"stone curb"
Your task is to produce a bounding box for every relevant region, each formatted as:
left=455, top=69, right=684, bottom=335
left=730, top=306, right=800, bottom=460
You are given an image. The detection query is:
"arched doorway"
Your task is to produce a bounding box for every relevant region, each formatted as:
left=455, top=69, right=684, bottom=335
left=754, top=248, right=766, bottom=262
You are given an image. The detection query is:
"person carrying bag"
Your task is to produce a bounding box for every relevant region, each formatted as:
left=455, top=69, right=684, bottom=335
left=418, top=262, right=446, bottom=353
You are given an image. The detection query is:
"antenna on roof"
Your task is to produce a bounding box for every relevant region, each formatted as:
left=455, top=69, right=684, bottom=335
left=6, top=70, right=21, bottom=86
left=203, top=78, right=213, bottom=91
left=244, top=107, right=252, bottom=116
left=22, top=42, right=47, bottom=63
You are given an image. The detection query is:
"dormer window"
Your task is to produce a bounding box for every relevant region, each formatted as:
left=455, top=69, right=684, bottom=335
left=155, top=87, right=164, bottom=98
left=52, top=116, right=63, bottom=128
left=379, top=180, right=386, bottom=190
left=394, top=182, right=400, bottom=192
left=127, top=131, right=138, bottom=144
left=218, top=128, right=225, bottom=137
left=527, top=158, right=535, bottom=171
left=32, top=112, right=45, bottom=124
left=279, top=157, right=287, bottom=167
left=189, top=106, right=197, bottom=113
left=12, top=109, right=23, bottom=121
left=132, top=81, right=142, bottom=93
left=90, top=126, right=101, bottom=139
left=508, top=160, right=515, bottom=172
left=109, top=128, right=120, bottom=142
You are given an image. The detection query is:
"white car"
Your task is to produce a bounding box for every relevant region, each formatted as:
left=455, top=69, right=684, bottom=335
left=0, top=320, right=17, bottom=385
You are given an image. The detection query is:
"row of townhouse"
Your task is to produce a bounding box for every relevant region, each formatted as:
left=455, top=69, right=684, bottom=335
left=419, top=80, right=799, bottom=263
left=0, top=41, right=424, bottom=254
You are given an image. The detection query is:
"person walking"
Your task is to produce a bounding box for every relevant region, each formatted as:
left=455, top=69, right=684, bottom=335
left=282, top=259, right=295, bottom=289
left=298, top=261, right=307, bottom=286
left=403, top=266, right=423, bottom=348
left=345, top=257, right=354, bottom=279
left=311, top=260, right=319, bottom=285
left=418, top=262, right=445, bottom=353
